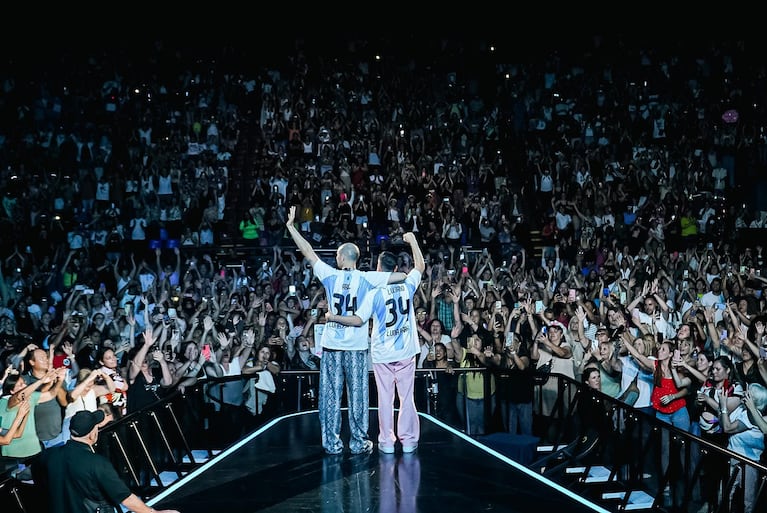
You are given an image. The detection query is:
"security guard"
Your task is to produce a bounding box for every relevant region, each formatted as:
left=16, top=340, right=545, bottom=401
left=39, top=409, right=180, bottom=513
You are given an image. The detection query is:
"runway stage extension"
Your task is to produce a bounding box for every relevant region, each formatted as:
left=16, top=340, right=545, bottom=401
left=147, top=409, right=609, bottom=513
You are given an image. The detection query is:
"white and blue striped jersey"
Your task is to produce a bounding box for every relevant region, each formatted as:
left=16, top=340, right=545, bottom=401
left=354, top=269, right=422, bottom=364
left=313, top=260, right=391, bottom=351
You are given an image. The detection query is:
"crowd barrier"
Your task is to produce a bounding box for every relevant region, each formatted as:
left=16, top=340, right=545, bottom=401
left=1, top=370, right=765, bottom=513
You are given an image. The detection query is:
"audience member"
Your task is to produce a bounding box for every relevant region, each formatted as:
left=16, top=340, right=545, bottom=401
left=1, top=33, right=767, bottom=513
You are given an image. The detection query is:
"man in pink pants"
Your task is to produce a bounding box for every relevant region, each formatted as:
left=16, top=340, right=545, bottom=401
left=326, top=232, right=424, bottom=453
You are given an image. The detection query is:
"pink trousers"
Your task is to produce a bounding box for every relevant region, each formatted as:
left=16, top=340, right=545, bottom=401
left=373, top=357, right=420, bottom=449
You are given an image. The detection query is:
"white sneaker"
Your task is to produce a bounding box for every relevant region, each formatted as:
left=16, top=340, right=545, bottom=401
left=402, top=443, right=418, bottom=453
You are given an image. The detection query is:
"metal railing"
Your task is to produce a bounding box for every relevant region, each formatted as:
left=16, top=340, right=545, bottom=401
left=2, top=370, right=765, bottom=513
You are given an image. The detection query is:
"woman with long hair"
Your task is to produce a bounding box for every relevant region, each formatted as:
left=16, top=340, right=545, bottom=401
left=719, top=383, right=767, bottom=513
left=623, top=338, right=690, bottom=482
left=62, top=367, right=115, bottom=439
left=695, top=355, right=743, bottom=436
left=694, top=355, right=743, bottom=513
left=423, top=341, right=459, bottom=426
left=95, top=347, right=129, bottom=419
left=616, top=334, right=656, bottom=415
left=674, top=349, right=714, bottom=435
left=531, top=321, right=575, bottom=418
left=495, top=331, right=534, bottom=436
left=451, top=330, right=496, bottom=436
left=624, top=339, right=690, bottom=429
left=417, top=318, right=453, bottom=366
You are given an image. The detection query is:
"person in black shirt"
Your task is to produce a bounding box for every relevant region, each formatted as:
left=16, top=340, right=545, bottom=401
left=126, top=331, right=173, bottom=414
left=422, top=341, right=459, bottom=425
left=39, top=409, right=180, bottom=513
left=495, top=333, right=535, bottom=435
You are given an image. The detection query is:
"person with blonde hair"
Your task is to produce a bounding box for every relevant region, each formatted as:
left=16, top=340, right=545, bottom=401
left=62, top=367, right=115, bottom=440
left=617, top=334, right=656, bottom=414
left=719, top=383, right=767, bottom=513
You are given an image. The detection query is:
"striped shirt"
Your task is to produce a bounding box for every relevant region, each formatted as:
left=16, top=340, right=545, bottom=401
left=355, top=270, right=422, bottom=364
left=313, top=260, right=391, bottom=351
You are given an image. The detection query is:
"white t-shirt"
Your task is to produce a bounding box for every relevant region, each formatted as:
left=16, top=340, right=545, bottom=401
left=555, top=211, right=572, bottom=230
left=313, top=260, right=391, bottom=351
left=355, top=270, right=422, bottom=364
left=618, top=355, right=653, bottom=408
left=130, top=218, right=147, bottom=241
left=539, top=173, right=553, bottom=193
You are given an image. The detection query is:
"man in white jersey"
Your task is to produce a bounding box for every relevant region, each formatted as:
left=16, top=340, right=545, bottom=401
left=327, top=232, right=425, bottom=453
left=286, top=206, right=406, bottom=455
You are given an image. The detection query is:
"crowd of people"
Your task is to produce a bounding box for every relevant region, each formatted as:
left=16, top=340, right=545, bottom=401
left=1, top=34, right=767, bottom=512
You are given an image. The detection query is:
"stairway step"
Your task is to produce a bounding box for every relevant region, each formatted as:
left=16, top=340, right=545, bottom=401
left=602, top=490, right=654, bottom=511
left=582, top=465, right=614, bottom=483
left=536, top=444, right=569, bottom=452
left=158, top=470, right=187, bottom=486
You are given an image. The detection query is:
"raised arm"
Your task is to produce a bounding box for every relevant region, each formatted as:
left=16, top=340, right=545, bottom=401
left=285, top=205, right=320, bottom=266
left=0, top=396, right=31, bottom=445
left=69, top=368, right=115, bottom=401
left=129, top=330, right=154, bottom=382
left=622, top=337, right=655, bottom=372
left=403, top=232, right=425, bottom=273
left=8, top=368, right=58, bottom=408
left=449, top=324, right=464, bottom=362
left=741, top=387, right=767, bottom=434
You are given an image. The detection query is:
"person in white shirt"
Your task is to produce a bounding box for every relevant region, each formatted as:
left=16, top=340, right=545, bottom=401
left=285, top=206, right=406, bottom=455
left=327, top=232, right=424, bottom=454
left=718, top=383, right=767, bottom=513
left=700, top=277, right=726, bottom=324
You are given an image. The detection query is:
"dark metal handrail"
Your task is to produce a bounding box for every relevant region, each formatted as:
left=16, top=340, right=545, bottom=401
left=3, top=369, right=764, bottom=513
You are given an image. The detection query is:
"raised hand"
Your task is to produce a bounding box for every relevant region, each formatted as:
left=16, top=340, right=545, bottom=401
left=755, top=319, right=765, bottom=337
left=287, top=205, right=297, bottom=225
left=16, top=396, right=31, bottom=417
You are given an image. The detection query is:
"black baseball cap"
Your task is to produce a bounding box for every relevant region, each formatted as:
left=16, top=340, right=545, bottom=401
left=70, top=410, right=105, bottom=437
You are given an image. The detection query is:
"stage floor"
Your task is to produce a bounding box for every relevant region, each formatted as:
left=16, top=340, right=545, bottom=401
left=147, top=409, right=609, bottom=513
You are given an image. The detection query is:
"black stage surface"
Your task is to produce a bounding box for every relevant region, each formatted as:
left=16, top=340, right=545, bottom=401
left=147, top=410, right=610, bottom=513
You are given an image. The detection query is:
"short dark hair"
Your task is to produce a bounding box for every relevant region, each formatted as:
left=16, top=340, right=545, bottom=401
left=581, top=367, right=600, bottom=384
left=2, top=373, right=22, bottom=395
left=378, top=251, right=398, bottom=272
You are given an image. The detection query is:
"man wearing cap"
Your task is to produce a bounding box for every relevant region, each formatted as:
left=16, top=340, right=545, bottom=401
left=39, top=410, right=180, bottom=513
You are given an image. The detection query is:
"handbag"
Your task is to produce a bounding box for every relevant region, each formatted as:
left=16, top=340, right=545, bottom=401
left=617, top=375, right=640, bottom=406
left=534, top=359, right=553, bottom=386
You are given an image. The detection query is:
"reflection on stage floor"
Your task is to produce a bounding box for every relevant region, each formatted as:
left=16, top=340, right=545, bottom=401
left=148, top=409, right=609, bottom=513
